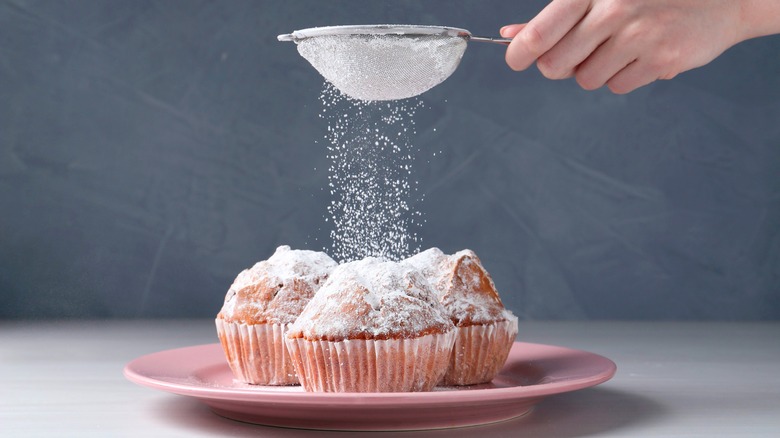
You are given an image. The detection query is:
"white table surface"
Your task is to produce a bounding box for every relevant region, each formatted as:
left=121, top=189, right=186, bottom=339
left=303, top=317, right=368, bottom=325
left=1, top=320, right=779, bottom=437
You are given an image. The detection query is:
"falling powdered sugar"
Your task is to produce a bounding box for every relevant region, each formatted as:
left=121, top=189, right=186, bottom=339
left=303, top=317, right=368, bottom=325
left=320, top=83, right=425, bottom=262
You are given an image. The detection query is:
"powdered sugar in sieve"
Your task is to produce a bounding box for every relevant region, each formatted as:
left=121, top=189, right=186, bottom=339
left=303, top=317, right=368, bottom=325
left=278, top=25, right=510, bottom=101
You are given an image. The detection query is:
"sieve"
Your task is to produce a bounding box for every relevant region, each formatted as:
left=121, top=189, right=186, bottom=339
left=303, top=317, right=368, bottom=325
left=277, top=25, right=511, bottom=101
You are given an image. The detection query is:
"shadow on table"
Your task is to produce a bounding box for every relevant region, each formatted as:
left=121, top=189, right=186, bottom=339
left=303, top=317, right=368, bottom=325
left=151, top=387, right=668, bottom=437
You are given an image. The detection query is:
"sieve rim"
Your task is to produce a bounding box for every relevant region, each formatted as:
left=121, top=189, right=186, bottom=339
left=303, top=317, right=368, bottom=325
left=277, top=25, right=471, bottom=42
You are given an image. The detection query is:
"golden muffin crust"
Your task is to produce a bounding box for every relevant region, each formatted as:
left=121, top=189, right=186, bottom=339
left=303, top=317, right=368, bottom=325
left=404, top=248, right=514, bottom=327
left=217, top=246, right=337, bottom=325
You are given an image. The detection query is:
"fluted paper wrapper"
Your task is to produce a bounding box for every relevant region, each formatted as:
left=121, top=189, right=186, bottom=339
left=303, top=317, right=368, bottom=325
left=285, top=331, right=456, bottom=392
left=441, top=317, right=519, bottom=386
left=215, top=318, right=298, bottom=385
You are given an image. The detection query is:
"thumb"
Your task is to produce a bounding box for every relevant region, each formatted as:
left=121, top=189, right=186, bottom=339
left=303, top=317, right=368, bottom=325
left=500, top=23, right=526, bottom=38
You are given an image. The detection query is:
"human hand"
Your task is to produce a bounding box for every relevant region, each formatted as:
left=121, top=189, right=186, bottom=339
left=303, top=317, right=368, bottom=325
left=501, top=0, right=776, bottom=94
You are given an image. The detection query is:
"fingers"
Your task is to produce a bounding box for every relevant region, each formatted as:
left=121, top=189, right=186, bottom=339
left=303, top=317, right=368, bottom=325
left=505, top=0, right=591, bottom=71
left=503, top=0, right=702, bottom=93
left=574, top=24, right=676, bottom=94
left=605, top=60, right=667, bottom=94
left=535, top=4, right=616, bottom=80
left=577, top=46, right=668, bottom=95
left=500, top=24, right=526, bottom=39
left=573, top=35, right=637, bottom=90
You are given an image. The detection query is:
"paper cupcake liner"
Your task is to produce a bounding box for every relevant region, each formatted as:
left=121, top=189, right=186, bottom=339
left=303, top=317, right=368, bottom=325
left=440, top=316, right=519, bottom=386
left=285, top=330, right=456, bottom=392
left=215, top=318, right=298, bottom=385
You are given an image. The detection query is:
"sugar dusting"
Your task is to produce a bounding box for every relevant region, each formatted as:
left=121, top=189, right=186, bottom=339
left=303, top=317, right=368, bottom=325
left=403, top=248, right=515, bottom=325
left=288, top=257, right=453, bottom=341
left=320, top=84, right=425, bottom=262
left=297, top=34, right=467, bottom=101
left=219, top=246, right=337, bottom=323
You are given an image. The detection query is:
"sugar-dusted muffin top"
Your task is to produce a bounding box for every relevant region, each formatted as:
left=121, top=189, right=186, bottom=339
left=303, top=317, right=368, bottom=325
left=287, top=257, right=454, bottom=342
left=217, top=245, right=337, bottom=325
left=403, top=248, right=515, bottom=327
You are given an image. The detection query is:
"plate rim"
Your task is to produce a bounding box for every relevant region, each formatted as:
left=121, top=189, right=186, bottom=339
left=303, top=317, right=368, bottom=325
left=123, top=341, right=616, bottom=404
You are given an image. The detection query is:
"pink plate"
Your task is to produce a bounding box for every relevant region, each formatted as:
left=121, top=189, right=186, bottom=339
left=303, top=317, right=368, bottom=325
left=124, top=342, right=616, bottom=431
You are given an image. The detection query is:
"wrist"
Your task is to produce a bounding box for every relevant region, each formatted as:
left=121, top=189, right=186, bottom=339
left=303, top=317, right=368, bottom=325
left=738, top=0, right=780, bottom=41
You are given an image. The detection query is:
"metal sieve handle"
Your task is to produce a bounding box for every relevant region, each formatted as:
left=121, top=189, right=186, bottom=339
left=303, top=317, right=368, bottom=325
left=278, top=32, right=513, bottom=45
left=469, top=36, right=513, bottom=45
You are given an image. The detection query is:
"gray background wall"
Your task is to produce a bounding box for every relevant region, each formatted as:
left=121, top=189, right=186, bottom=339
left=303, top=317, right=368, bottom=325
left=1, top=0, right=778, bottom=320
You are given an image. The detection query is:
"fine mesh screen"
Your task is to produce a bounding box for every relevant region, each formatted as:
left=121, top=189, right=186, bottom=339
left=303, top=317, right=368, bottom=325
left=296, top=34, right=468, bottom=101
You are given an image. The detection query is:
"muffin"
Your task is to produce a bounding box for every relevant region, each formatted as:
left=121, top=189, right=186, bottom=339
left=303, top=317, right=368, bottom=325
left=284, top=257, right=456, bottom=392
left=404, top=248, right=518, bottom=385
left=215, top=245, right=337, bottom=385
